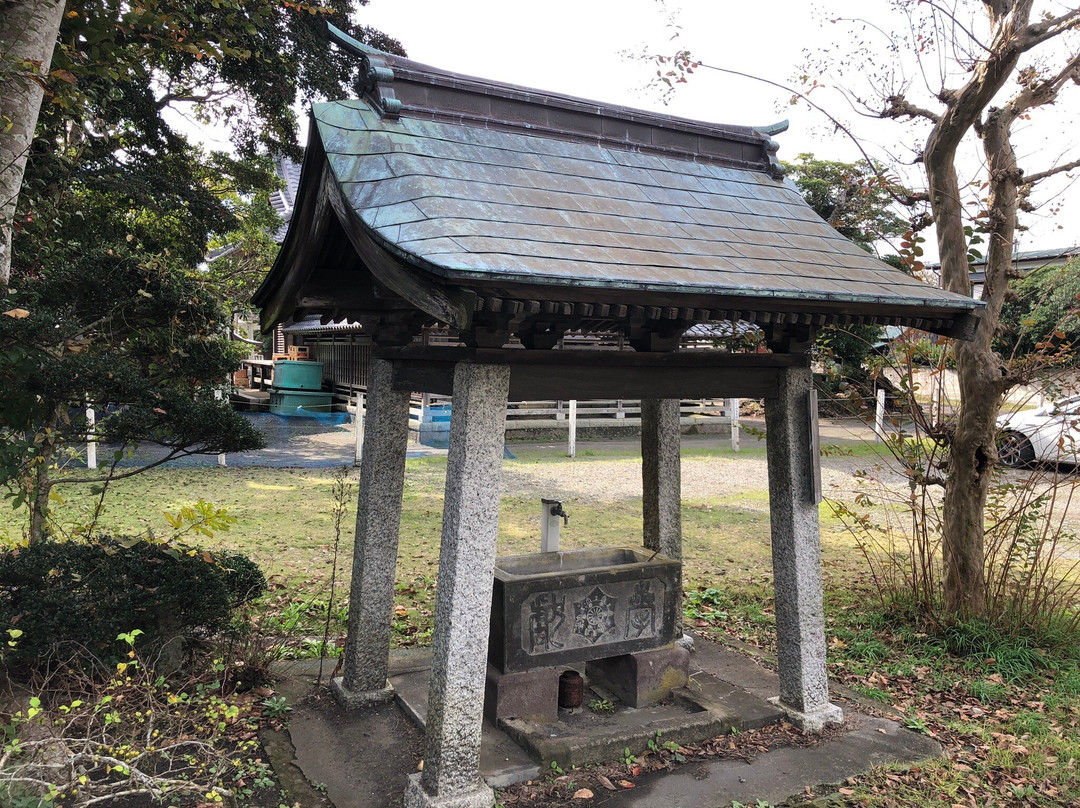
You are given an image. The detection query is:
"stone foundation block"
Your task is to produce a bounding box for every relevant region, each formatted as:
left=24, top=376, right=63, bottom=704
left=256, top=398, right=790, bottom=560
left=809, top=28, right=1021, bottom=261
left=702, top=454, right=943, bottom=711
left=586, top=645, right=689, bottom=708
left=330, top=676, right=395, bottom=709
left=484, top=664, right=560, bottom=723
left=768, top=696, right=843, bottom=733
left=403, top=773, right=494, bottom=808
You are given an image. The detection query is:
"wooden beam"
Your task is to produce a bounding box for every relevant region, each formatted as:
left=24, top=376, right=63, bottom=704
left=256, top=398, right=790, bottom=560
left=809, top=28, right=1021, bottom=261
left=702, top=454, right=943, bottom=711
left=383, top=347, right=805, bottom=399
left=507, top=364, right=780, bottom=400
left=379, top=346, right=806, bottom=368
left=388, top=357, right=783, bottom=399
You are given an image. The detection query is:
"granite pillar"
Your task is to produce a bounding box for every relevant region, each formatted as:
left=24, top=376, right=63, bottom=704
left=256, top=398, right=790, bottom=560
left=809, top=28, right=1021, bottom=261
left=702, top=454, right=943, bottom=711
left=764, top=364, right=842, bottom=732
left=642, top=398, right=684, bottom=646
left=333, top=359, right=412, bottom=708
left=641, top=398, right=682, bottom=560
left=404, top=362, right=510, bottom=808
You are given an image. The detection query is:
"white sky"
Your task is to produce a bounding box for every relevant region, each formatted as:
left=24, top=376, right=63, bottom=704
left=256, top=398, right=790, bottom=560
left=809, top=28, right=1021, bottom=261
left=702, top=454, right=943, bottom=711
left=351, top=0, right=1080, bottom=262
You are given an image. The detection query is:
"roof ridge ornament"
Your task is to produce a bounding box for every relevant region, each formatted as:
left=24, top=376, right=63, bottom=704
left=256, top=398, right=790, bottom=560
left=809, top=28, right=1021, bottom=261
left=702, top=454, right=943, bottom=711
left=751, top=120, right=789, bottom=179
left=326, top=22, right=402, bottom=120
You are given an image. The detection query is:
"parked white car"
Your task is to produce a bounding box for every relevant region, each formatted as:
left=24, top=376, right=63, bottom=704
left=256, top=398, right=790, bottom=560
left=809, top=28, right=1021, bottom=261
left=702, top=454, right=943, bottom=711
left=997, top=397, right=1080, bottom=468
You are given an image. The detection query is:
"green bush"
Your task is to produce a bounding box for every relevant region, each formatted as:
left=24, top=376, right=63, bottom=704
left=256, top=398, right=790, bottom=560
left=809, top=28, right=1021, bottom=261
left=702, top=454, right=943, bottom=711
left=217, top=550, right=268, bottom=606
left=0, top=537, right=265, bottom=669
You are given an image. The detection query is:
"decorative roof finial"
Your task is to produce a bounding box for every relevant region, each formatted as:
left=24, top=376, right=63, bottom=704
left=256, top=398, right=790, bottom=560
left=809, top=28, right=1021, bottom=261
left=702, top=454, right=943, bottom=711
left=753, top=120, right=789, bottom=179
left=327, top=22, right=402, bottom=120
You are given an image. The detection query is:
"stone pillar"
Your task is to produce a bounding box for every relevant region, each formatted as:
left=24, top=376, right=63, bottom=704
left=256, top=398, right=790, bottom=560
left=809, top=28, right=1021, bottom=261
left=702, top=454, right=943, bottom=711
left=641, top=398, right=682, bottom=559
left=764, top=364, right=842, bottom=732
left=642, top=398, right=686, bottom=648
left=333, top=359, right=412, bottom=708
left=405, top=362, right=510, bottom=808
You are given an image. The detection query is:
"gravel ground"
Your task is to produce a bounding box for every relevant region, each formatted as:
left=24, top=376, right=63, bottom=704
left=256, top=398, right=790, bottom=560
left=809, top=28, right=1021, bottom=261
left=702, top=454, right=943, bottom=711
left=500, top=425, right=1080, bottom=556
left=500, top=451, right=869, bottom=505
left=501, top=417, right=903, bottom=507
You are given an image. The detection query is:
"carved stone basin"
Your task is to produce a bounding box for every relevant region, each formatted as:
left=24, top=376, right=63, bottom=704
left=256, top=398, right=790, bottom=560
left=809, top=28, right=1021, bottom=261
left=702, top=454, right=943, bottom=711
left=488, top=547, right=681, bottom=674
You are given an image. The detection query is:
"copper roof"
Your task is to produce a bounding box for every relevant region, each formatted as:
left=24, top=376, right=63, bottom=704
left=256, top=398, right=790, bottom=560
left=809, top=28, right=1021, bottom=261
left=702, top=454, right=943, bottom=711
left=254, top=27, right=982, bottom=346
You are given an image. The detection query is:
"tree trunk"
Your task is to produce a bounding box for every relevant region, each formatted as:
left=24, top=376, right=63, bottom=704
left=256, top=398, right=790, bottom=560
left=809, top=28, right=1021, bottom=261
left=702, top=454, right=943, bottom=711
left=29, top=438, right=55, bottom=544
left=941, top=345, right=1000, bottom=616
left=0, top=0, right=67, bottom=286
left=918, top=1, right=1034, bottom=619
left=940, top=106, right=1023, bottom=617
left=925, top=133, right=994, bottom=618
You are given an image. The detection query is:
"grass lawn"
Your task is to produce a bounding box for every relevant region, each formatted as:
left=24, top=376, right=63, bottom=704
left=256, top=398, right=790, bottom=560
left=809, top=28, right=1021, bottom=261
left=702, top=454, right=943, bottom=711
left=4, top=445, right=1080, bottom=806
left=1, top=447, right=863, bottom=645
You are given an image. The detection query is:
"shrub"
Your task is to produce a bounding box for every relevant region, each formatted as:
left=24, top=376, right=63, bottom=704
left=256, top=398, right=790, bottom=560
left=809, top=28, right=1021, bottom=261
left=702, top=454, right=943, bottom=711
left=0, top=536, right=265, bottom=669
left=218, top=549, right=268, bottom=606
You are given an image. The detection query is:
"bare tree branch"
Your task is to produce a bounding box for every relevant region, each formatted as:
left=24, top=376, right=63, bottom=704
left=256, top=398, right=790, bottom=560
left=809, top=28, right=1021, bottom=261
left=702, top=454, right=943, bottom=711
left=51, top=447, right=203, bottom=485
left=881, top=93, right=942, bottom=123
left=1023, top=7, right=1080, bottom=50
left=155, top=89, right=228, bottom=110
left=1002, top=50, right=1080, bottom=122
left=684, top=61, right=923, bottom=209
left=918, top=1, right=993, bottom=55
left=1021, top=156, right=1080, bottom=187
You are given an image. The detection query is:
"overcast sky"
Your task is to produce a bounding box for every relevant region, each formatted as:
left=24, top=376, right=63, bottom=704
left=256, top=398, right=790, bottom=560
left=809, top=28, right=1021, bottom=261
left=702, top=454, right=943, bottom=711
left=292, top=0, right=1080, bottom=261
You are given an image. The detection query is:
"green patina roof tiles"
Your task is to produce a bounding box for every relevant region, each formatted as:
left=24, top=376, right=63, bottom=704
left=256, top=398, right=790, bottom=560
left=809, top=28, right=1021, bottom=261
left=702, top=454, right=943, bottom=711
left=309, top=99, right=978, bottom=311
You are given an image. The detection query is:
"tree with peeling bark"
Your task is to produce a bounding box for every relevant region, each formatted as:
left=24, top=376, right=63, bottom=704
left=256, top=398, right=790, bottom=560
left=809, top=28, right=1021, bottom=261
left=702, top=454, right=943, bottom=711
left=844, top=1, right=1080, bottom=618
left=0, top=0, right=67, bottom=287
left=653, top=1, right=1080, bottom=618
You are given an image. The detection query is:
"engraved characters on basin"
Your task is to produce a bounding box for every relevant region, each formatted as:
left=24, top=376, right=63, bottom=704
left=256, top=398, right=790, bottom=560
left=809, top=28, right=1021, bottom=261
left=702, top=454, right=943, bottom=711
left=522, top=578, right=662, bottom=655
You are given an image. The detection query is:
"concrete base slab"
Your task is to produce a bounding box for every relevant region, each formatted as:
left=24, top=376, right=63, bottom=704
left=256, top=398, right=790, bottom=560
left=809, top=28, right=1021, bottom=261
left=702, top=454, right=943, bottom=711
left=769, top=695, right=844, bottom=733
left=391, top=667, right=541, bottom=788
left=268, top=660, right=424, bottom=808
left=403, top=773, right=494, bottom=808
left=274, top=640, right=941, bottom=808
left=682, top=669, right=786, bottom=731
left=501, top=691, right=730, bottom=769
left=587, top=713, right=940, bottom=808
left=498, top=661, right=784, bottom=769
left=330, top=677, right=395, bottom=709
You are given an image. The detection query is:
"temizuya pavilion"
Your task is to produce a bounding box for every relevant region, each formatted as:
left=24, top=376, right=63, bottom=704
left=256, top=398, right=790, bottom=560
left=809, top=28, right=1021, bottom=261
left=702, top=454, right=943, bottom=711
left=254, top=27, right=982, bottom=808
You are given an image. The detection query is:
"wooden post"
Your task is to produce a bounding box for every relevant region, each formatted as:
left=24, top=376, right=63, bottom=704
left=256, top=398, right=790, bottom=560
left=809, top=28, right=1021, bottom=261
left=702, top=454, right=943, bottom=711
left=214, top=387, right=226, bottom=467
left=730, top=398, right=740, bottom=452
left=353, top=391, right=365, bottom=466
left=928, top=377, right=938, bottom=426
left=85, top=400, right=97, bottom=470
left=874, top=388, right=886, bottom=442
left=567, top=399, right=577, bottom=457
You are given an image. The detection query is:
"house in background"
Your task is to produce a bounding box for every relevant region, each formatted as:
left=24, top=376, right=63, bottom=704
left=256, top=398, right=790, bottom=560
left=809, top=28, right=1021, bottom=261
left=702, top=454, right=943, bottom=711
left=927, top=245, right=1080, bottom=299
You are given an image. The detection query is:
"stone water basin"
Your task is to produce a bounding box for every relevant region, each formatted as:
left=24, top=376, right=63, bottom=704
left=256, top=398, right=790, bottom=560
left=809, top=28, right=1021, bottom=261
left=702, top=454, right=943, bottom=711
left=488, top=547, right=681, bottom=674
